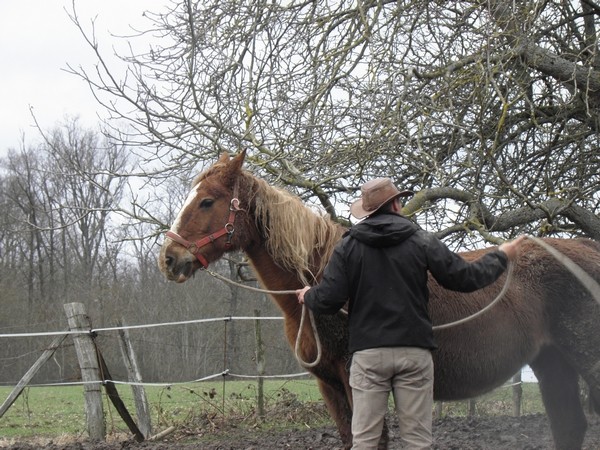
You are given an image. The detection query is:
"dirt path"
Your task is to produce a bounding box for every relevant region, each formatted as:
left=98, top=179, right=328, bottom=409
left=4, top=413, right=600, bottom=449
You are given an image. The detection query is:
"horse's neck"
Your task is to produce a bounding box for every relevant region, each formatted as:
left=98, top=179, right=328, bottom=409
left=245, top=243, right=322, bottom=358
left=245, top=245, right=303, bottom=320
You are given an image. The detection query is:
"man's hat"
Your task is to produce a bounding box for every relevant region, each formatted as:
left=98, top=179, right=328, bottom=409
left=350, top=178, right=413, bottom=219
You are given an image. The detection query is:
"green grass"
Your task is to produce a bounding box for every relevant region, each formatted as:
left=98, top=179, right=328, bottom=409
left=1, top=385, right=89, bottom=438
left=0, top=379, right=544, bottom=443
left=0, top=378, right=328, bottom=441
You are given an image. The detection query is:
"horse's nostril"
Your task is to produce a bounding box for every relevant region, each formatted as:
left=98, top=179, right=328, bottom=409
left=183, top=261, right=193, bottom=278
left=165, top=255, right=174, bottom=269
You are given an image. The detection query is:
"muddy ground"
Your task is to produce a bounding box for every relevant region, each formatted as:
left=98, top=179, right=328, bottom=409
left=3, top=413, right=600, bottom=449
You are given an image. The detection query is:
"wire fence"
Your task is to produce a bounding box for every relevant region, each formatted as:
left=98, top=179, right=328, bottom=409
left=0, top=314, right=311, bottom=387
left=0, top=307, right=545, bottom=445
left=0, top=313, right=538, bottom=385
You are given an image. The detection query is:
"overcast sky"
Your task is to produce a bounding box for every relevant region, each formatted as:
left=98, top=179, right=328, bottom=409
left=0, top=0, right=156, bottom=153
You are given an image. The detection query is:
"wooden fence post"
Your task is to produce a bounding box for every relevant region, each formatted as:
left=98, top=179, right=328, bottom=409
left=64, top=302, right=105, bottom=441
left=254, top=309, right=266, bottom=419
left=468, top=399, right=476, bottom=417
left=434, top=401, right=443, bottom=419
left=117, top=320, right=152, bottom=438
left=96, top=350, right=145, bottom=442
left=0, top=333, right=67, bottom=418
left=512, top=372, right=522, bottom=417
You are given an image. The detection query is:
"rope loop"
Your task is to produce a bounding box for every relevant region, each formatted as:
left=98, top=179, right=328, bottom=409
left=206, top=269, right=322, bottom=368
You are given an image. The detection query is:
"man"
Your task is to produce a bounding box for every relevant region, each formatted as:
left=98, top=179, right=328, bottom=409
left=296, top=178, right=524, bottom=449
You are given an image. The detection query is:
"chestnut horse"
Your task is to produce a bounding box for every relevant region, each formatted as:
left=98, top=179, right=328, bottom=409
left=159, top=151, right=600, bottom=449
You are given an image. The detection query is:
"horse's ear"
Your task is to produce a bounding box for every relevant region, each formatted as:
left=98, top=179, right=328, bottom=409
left=221, top=149, right=247, bottom=187
left=228, top=149, right=247, bottom=173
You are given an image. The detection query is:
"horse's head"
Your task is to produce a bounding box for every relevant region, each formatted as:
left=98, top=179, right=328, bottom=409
left=159, top=150, right=249, bottom=282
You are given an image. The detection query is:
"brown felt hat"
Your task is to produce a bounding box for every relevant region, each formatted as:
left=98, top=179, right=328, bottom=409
left=350, top=178, right=413, bottom=219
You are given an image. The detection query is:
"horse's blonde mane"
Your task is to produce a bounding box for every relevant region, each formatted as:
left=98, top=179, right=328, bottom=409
left=249, top=175, right=344, bottom=285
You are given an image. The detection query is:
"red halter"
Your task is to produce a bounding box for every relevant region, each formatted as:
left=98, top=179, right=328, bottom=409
left=165, top=183, right=243, bottom=269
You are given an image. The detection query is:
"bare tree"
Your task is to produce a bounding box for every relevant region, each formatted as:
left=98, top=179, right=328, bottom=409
left=66, top=0, right=600, bottom=246
left=42, top=120, right=130, bottom=286
left=2, top=148, right=52, bottom=306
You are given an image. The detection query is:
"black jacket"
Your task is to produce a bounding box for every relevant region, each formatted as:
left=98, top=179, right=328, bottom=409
left=303, top=213, right=508, bottom=353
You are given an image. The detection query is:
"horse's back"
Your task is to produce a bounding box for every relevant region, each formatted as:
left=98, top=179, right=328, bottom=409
left=431, top=237, right=600, bottom=400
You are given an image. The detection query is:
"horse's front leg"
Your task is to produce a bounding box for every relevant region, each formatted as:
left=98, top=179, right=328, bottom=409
left=316, top=377, right=390, bottom=449
left=317, top=378, right=353, bottom=449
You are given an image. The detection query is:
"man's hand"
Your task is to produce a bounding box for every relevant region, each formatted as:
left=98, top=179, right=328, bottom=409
left=296, top=286, right=311, bottom=304
left=498, top=235, right=527, bottom=260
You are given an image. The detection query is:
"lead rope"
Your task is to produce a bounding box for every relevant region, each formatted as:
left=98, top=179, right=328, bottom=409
left=525, top=235, right=600, bottom=306
left=208, top=260, right=515, bottom=363
left=432, top=235, right=600, bottom=328
left=206, top=269, right=323, bottom=368
left=206, top=235, right=600, bottom=367
left=432, top=259, right=515, bottom=330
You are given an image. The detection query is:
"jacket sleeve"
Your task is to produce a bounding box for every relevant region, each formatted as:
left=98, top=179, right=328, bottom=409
left=424, top=233, right=509, bottom=292
left=303, top=243, right=349, bottom=314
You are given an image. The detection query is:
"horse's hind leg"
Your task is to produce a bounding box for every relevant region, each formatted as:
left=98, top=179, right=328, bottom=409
left=530, top=346, right=587, bottom=450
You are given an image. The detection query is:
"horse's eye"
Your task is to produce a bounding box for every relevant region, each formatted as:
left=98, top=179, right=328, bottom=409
left=199, top=198, right=214, bottom=209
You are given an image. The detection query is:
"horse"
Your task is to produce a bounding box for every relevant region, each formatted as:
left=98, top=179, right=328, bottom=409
left=159, top=150, right=600, bottom=449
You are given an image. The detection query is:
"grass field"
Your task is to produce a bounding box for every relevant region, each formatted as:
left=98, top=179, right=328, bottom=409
left=0, top=379, right=544, bottom=443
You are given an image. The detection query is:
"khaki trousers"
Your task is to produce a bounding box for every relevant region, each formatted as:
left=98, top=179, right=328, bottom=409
left=349, top=347, right=434, bottom=449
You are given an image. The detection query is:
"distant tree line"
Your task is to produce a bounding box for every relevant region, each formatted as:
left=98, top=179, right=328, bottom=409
left=0, top=119, right=301, bottom=385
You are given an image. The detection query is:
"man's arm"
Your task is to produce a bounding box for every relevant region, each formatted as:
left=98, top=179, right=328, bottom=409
left=427, top=235, right=525, bottom=292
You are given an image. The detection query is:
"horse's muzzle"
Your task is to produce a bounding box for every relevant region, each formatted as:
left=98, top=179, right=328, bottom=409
left=159, top=242, right=199, bottom=283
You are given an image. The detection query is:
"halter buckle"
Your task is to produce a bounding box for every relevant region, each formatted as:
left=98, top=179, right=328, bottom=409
left=230, top=198, right=241, bottom=211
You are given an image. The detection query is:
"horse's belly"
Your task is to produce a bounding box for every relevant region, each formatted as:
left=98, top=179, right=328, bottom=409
left=431, top=332, right=543, bottom=401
